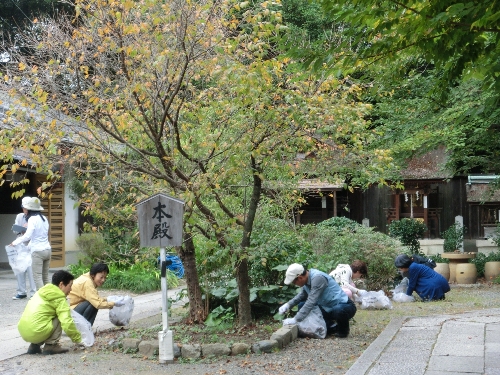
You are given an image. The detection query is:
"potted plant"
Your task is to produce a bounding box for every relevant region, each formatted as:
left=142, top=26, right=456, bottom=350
left=429, top=254, right=450, bottom=281
left=442, top=222, right=466, bottom=252
left=388, top=218, right=427, bottom=254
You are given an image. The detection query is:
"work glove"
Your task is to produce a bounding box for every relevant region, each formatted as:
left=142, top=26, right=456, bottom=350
left=283, top=317, right=297, bottom=326
left=278, top=303, right=290, bottom=315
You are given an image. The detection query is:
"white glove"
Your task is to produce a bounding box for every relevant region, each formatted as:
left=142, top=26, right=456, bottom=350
left=357, top=289, right=367, bottom=295
left=283, top=318, right=297, bottom=325
left=278, top=303, right=290, bottom=315
left=113, top=300, right=125, bottom=307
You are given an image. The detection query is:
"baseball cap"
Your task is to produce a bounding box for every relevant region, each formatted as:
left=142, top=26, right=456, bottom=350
left=284, top=263, right=304, bottom=285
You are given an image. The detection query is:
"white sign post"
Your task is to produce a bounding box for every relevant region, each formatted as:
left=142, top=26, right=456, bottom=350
left=136, top=193, right=184, bottom=364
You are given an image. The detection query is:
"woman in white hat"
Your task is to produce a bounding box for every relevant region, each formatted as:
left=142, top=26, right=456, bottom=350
left=11, top=196, right=37, bottom=299
left=10, top=197, right=51, bottom=289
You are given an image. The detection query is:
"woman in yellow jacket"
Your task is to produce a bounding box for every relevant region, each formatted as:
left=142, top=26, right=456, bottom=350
left=18, top=270, right=82, bottom=355
left=68, top=263, right=123, bottom=325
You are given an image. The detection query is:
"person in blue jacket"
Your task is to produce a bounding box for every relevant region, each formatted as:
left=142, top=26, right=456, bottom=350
left=278, top=263, right=357, bottom=338
left=395, top=254, right=450, bottom=301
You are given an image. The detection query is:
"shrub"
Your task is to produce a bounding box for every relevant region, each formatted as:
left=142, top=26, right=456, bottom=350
left=68, top=261, right=178, bottom=293
left=428, top=254, right=449, bottom=264
left=203, top=217, right=314, bottom=317
left=469, top=251, right=500, bottom=277
left=76, top=232, right=113, bottom=267
left=388, top=218, right=427, bottom=254
left=442, top=222, right=466, bottom=252
left=302, top=219, right=401, bottom=291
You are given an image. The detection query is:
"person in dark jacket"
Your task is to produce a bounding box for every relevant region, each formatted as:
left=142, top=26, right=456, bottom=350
left=395, top=254, right=450, bottom=301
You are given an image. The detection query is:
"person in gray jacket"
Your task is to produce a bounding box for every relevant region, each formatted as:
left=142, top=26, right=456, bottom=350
left=279, top=263, right=357, bottom=338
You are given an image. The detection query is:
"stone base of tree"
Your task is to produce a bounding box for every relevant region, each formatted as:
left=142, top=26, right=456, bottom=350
left=120, top=324, right=299, bottom=359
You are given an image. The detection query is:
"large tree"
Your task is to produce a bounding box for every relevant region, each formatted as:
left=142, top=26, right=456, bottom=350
left=2, top=0, right=393, bottom=326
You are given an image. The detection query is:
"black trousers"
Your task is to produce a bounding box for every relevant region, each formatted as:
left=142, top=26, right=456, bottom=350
left=74, top=301, right=98, bottom=326
left=320, top=299, right=357, bottom=335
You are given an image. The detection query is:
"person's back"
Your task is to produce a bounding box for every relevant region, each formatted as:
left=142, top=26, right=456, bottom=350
left=408, top=262, right=450, bottom=300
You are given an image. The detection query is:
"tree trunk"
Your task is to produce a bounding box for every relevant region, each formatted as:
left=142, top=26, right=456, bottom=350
left=237, top=159, right=262, bottom=327
left=178, top=233, right=207, bottom=323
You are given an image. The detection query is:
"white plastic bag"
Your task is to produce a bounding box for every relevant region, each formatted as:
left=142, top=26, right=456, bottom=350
left=392, top=292, right=415, bottom=303
left=295, top=305, right=327, bottom=339
left=391, top=277, right=409, bottom=295
left=71, top=310, right=94, bottom=347
left=108, top=295, right=134, bottom=326
left=5, top=244, right=31, bottom=275
left=360, top=290, right=393, bottom=310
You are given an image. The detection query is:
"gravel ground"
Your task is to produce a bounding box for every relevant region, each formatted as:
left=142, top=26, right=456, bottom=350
left=2, top=283, right=500, bottom=375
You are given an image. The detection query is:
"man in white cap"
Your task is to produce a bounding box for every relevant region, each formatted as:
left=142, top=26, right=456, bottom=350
left=279, top=263, right=356, bottom=338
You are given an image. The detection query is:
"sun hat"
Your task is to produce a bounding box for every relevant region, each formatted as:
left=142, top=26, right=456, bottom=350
left=284, top=263, right=305, bottom=285
left=23, top=197, right=44, bottom=211
left=394, top=254, right=412, bottom=268
left=21, top=196, right=31, bottom=208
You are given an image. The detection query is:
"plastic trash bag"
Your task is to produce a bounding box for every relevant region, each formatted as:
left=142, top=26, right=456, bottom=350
left=71, top=310, right=94, bottom=347
left=360, top=290, right=393, bottom=310
left=353, top=289, right=368, bottom=303
left=391, top=277, right=409, bottom=295
left=5, top=244, right=31, bottom=275
left=108, top=295, right=134, bottom=326
left=294, top=305, right=327, bottom=339
left=392, top=292, right=415, bottom=303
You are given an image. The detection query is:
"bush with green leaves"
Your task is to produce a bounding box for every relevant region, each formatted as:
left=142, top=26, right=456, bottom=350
left=428, top=254, right=449, bottom=264
left=388, top=218, right=427, bottom=254
left=68, top=260, right=179, bottom=294
left=201, top=217, right=314, bottom=317
left=301, top=218, right=401, bottom=291
left=442, top=222, right=466, bottom=252
left=469, top=251, right=500, bottom=278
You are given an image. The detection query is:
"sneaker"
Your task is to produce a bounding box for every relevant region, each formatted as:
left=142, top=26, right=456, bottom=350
left=13, top=294, right=27, bottom=300
left=27, top=343, right=42, bottom=354
left=42, top=344, right=69, bottom=355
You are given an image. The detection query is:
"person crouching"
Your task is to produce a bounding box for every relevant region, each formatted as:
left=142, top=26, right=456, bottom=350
left=18, top=270, right=82, bottom=355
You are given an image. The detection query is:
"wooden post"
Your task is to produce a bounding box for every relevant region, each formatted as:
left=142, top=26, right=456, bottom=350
left=394, top=193, right=400, bottom=221
left=333, top=191, right=337, bottom=217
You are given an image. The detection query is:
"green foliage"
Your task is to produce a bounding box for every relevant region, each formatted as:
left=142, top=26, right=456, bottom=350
left=388, top=219, right=427, bottom=254
left=204, top=306, right=235, bottom=326
left=68, top=261, right=179, bottom=294
left=302, top=218, right=401, bottom=290
left=316, top=216, right=363, bottom=232
left=490, top=225, right=500, bottom=248
left=312, top=0, right=500, bottom=103
left=248, top=218, right=314, bottom=286
left=469, top=252, right=500, bottom=278
left=442, top=223, right=466, bottom=252
left=198, top=217, right=314, bottom=317
left=75, top=232, right=113, bottom=267
left=428, top=254, right=449, bottom=264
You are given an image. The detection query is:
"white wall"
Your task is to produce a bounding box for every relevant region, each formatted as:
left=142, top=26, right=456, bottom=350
left=0, top=214, right=18, bottom=264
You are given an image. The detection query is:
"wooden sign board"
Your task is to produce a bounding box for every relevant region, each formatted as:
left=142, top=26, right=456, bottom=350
left=136, top=193, right=184, bottom=247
